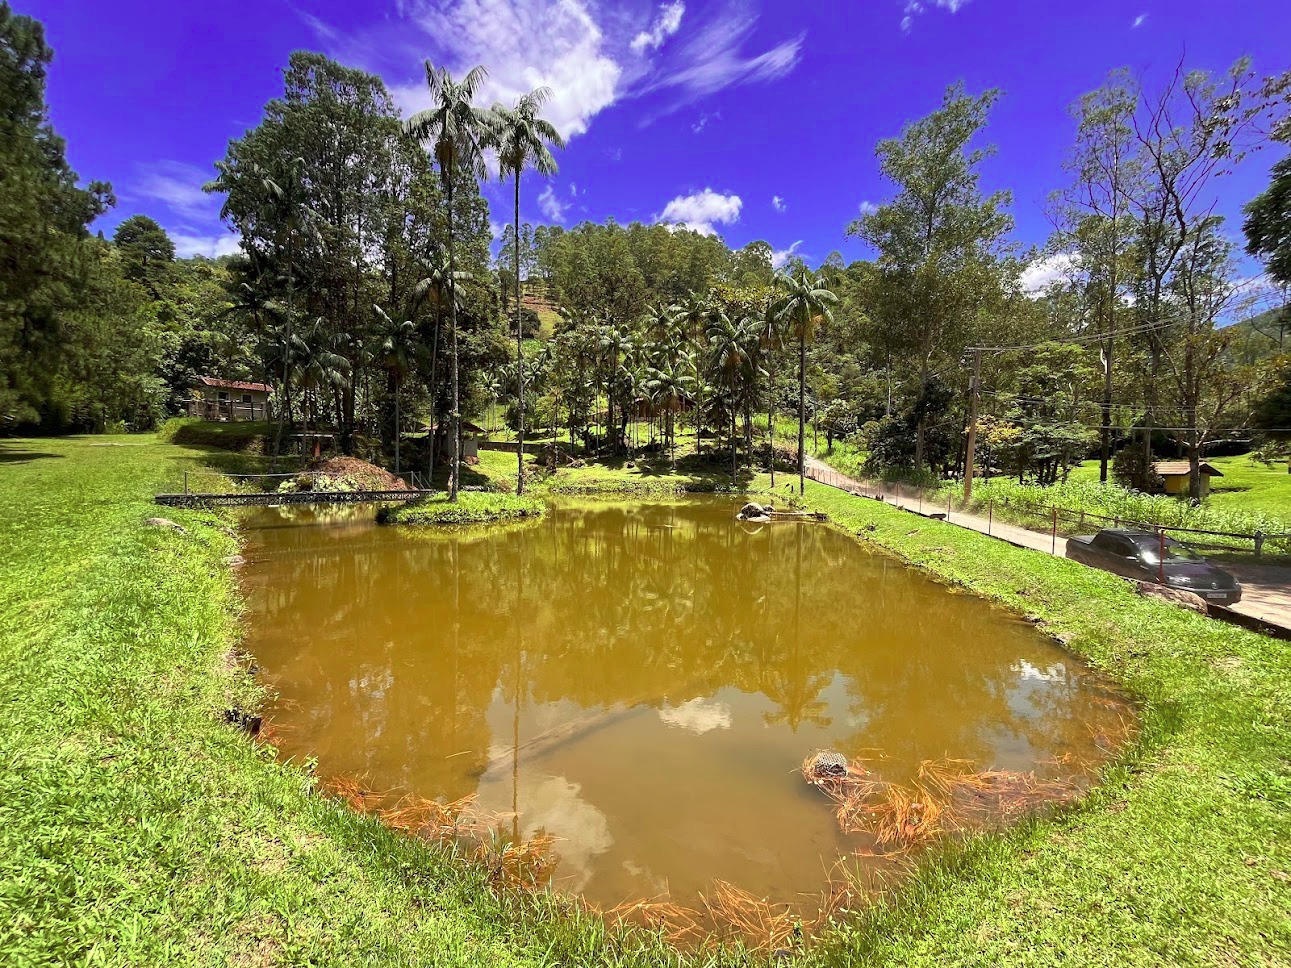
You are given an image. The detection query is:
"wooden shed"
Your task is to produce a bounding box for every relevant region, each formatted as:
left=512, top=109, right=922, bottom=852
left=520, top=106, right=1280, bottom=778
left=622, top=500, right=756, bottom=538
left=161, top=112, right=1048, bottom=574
left=187, top=377, right=272, bottom=421
left=1152, top=460, right=1223, bottom=498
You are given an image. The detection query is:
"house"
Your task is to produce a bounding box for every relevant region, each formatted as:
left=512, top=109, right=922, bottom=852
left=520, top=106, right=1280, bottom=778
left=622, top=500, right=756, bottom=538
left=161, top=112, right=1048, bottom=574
left=1152, top=459, right=1223, bottom=498
left=187, top=377, right=273, bottom=422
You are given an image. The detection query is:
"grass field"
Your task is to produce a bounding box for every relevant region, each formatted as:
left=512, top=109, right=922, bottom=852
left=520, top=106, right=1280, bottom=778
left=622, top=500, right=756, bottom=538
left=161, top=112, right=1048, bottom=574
left=2, top=435, right=1289, bottom=965
left=378, top=490, right=546, bottom=525
left=1070, top=455, right=1291, bottom=520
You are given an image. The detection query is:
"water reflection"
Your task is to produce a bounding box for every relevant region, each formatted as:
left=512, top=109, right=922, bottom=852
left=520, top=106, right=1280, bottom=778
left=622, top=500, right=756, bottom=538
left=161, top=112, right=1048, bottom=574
left=239, top=498, right=1130, bottom=905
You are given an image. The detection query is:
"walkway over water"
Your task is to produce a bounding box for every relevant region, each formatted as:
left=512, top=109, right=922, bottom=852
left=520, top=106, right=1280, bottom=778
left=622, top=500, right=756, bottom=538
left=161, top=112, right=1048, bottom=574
left=155, top=490, right=432, bottom=509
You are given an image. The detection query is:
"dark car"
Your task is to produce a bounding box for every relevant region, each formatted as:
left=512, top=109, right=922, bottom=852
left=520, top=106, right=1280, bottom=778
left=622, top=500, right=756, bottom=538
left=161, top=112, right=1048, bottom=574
left=1066, top=528, right=1242, bottom=605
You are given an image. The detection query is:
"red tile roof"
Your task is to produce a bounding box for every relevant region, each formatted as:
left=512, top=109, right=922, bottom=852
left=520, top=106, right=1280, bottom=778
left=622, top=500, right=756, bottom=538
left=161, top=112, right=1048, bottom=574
left=197, top=376, right=273, bottom=393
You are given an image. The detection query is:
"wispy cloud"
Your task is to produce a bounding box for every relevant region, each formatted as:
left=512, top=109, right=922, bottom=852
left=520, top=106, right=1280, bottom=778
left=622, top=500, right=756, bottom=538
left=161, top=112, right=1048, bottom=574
left=771, top=195, right=786, bottom=212
left=631, top=1, right=685, bottom=53
left=538, top=184, right=569, bottom=222
left=657, top=188, right=742, bottom=236
left=1132, top=13, right=1147, bottom=28
left=900, top=0, right=969, bottom=32
left=691, top=110, right=720, bottom=133
left=134, top=161, right=218, bottom=220
left=771, top=239, right=803, bottom=269
left=857, top=200, right=879, bottom=215
left=1020, top=252, right=1079, bottom=295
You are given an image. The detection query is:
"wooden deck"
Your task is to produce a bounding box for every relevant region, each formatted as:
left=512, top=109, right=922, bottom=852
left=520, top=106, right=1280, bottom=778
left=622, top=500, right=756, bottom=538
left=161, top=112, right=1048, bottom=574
left=155, top=490, right=433, bottom=509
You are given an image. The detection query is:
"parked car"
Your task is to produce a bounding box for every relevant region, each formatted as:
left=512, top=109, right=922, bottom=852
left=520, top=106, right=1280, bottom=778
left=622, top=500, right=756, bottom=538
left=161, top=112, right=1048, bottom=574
left=1066, top=528, right=1242, bottom=605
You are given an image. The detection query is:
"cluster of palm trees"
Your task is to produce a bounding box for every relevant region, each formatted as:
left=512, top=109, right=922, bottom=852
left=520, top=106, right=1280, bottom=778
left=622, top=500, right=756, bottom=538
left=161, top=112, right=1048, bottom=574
left=404, top=64, right=563, bottom=500
left=494, top=270, right=838, bottom=492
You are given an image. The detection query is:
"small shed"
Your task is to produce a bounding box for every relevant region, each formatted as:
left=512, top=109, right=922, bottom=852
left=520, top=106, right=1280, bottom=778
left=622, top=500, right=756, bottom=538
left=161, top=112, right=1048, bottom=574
left=432, top=420, right=485, bottom=459
left=188, top=377, right=272, bottom=421
left=1152, top=460, right=1223, bottom=498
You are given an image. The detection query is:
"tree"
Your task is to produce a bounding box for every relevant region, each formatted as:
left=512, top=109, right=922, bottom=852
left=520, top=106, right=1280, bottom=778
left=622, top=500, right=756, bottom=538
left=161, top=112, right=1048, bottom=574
left=774, top=270, right=837, bottom=493
left=406, top=62, right=495, bottom=501
left=1245, top=155, right=1291, bottom=289
left=374, top=305, right=416, bottom=473
left=644, top=354, right=696, bottom=469
left=113, top=216, right=175, bottom=299
left=846, top=84, right=1012, bottom=473
left=493, top=88, right=564, bottom=494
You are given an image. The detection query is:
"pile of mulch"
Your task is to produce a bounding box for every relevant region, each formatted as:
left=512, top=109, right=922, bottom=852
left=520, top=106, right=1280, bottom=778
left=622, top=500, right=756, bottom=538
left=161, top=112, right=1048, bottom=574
left=306, top=457, right=412, bottom=491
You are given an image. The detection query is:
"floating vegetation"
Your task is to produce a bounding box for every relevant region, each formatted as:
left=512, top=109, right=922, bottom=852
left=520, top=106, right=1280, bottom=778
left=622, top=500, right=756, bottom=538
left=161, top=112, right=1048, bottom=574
left=802, top=749, right=1088, bottom=852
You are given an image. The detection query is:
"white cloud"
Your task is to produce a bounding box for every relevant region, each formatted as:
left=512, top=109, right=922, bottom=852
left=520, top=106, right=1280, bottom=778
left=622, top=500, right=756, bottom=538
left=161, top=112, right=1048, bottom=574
left=1132, top=13, right=1147, bottom=28
left=538, top=184, right=569, bottom=222
left=391, top=0, right=621, bottom=140
left=857, top=200, right=879, bottom=215
left=658, top=697, right=731, bottom=734
left=630, top=1, right=685, bottom=53
left=1020, top=252, right=1080, bottom=295
left=900, top=0, right=969, bottom=32
left=657, top=188, right=742, bottom=236
left=171, top=232, right=241, bottom=260
left=771, top=239, right=803, bottom=269
left=638, top=5, right=804, bottom=114
left=135, top=161, right=217, bottom=220
left=771, top=195, right=786, bottom=212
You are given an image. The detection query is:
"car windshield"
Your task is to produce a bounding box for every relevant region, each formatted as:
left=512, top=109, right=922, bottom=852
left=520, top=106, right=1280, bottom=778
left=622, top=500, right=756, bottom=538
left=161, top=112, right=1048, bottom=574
left=1134, top=536, right=1204, bottom=562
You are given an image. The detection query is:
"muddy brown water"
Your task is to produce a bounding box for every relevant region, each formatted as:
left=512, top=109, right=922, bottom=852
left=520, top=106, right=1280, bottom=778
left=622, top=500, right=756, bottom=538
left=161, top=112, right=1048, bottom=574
left=238, top=497, right=1132, bottom=910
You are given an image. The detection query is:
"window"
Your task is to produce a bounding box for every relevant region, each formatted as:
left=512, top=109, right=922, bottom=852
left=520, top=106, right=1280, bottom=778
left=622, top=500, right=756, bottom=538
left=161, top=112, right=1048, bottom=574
left=241, top=394, right=253, bottom=404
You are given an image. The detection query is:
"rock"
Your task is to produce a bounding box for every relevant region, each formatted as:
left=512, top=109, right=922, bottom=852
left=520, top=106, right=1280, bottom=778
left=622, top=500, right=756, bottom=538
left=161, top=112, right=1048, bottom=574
left=805, top=749, right=849, bottom=780
left=1136, top=581, right=1208, bottom=613
left=223, top=554, right=246, bottom=568
left=736, top=501, right=771, bottom=521
left=145, top=517, right=187, bottom=534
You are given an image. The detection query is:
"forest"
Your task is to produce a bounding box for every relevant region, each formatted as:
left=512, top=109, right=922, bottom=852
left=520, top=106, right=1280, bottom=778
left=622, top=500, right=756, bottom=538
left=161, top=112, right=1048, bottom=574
left=4, top=3, right=1291, bottom=502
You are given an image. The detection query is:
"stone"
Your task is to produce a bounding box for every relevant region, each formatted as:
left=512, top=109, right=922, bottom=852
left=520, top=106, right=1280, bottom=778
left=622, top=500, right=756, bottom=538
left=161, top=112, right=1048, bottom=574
left=1135, top=581, right=1208, bottom=613
left=736, top=502, right=771, bottom=522
left=145, top=517, right=187, bottom=534
left=224, top=554, right=247, bottom=567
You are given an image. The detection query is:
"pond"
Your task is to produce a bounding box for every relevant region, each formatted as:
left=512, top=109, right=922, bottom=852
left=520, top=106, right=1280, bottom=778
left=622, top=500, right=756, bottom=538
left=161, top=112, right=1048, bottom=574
left=238, top=497, right=1132, bottom=913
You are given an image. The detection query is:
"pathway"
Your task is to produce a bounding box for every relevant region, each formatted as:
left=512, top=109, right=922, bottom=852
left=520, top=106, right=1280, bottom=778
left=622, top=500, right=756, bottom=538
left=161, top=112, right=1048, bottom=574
left=802, top=455, right=1291, bottom=636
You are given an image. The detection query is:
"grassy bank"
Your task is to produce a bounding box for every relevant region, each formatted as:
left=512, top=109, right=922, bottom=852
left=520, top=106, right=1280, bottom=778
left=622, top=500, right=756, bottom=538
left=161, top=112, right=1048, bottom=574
left=791, top=478, right=1291, bottom=966
left=4, top=436, right=1289, bottom=965
left=0, top=436, right=680, bottom=968
left=378, top=490, right=546, bottom=525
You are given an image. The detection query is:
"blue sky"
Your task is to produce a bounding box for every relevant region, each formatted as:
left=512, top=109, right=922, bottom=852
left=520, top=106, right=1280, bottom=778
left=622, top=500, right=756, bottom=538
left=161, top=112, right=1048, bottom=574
left=26, top=0, right=1291, bottom=280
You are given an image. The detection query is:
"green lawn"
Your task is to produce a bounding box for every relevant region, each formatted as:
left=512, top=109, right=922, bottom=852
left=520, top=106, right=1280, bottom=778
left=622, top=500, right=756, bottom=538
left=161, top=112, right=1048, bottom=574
left=378, top=490, right=546, bottom=525
left=3, top=435, right=1289, bottom=966
left=1070, top=455, right=1291, bottom=521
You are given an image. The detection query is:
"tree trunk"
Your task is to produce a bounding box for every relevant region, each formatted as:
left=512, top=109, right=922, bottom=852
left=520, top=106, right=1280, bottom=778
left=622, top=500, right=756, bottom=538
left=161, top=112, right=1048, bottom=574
left=427, top=310, right=441, bottom=487
left=798, top=332, right=806, bottom=494
left=447, top=175, right=461, bottom=502
left=514, top=171, right=526, bottom=495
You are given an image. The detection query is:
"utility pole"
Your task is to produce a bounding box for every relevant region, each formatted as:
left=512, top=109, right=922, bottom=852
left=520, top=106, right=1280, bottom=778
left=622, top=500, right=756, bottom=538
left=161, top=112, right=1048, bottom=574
left=963, top=348, right=982, bottom=502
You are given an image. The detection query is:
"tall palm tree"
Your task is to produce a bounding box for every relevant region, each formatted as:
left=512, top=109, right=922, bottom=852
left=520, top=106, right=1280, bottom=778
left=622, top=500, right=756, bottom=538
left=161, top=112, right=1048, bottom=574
left=775, top=270, right=838, bottom=493
left=755, top=296, right=784, bottom=487
left=410, top=252, right=471, bottom=486
left=373, top=305, right=416, bottom=474
left=674, top=290, right=710, bottom=452
left=405, top=62, right=495, bottom=502
left=493, top=88, right=565, bottom=495
left=706, top=310, right=755, bottom=482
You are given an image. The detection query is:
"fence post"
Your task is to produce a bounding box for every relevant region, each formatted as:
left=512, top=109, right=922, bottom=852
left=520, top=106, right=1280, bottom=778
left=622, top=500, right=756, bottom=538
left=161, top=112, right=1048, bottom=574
left=1255, top=530, right=1264, bottom=558
left=1051, top=507, right=1057, bottom=554
left=184, top=470, right=189, bottom=495
left=1158, top=530, right=1166, bottom=584
left=947, top=491, right=952, bottom=522
left=988, top=498, right=993, bottom=536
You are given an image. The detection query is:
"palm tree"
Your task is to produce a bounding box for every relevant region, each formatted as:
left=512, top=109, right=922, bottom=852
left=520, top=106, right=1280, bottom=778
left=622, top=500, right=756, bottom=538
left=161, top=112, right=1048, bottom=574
left=706, top=310, right=755, bottom=482
left=373, top=305, right=416, bottom=474
left=755, top=296, right=784, bottom=487
left=644, top=353, right=696, bottom=469
left=775, top=270, right=838, bottom=493
left=493, top=88, right=565, bottom=495
left=674, top=290, right=710, bottom=451
left=405, top=62, right=495, bottom=502
left=410, top=252, right=471, bottom=486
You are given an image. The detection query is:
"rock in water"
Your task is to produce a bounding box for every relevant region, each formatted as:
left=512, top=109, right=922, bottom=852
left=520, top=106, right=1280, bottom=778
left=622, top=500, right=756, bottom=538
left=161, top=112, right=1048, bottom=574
left=805, top=749, right=849, bottom=780
left=736, top=502, right=771, bottom=522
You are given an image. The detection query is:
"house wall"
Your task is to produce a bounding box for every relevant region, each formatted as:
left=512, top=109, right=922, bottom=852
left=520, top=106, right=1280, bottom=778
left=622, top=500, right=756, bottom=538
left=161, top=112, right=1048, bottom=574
left=1163, top=474, right=1210, bottom=497
left=189, top=388, right=271, bottom=421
